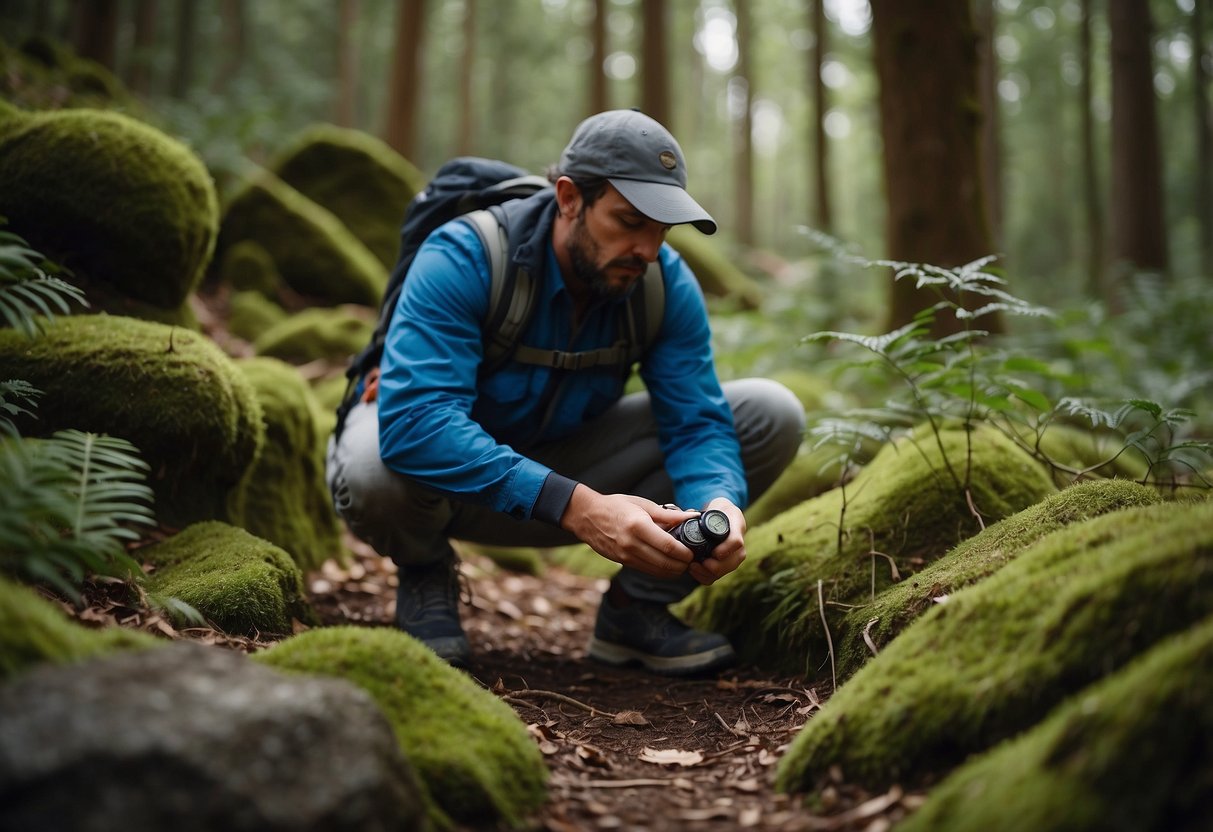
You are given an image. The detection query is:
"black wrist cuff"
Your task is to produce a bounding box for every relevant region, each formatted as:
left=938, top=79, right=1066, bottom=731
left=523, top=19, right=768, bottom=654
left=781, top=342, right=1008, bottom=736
left=532, top=472, right=579, bottom=526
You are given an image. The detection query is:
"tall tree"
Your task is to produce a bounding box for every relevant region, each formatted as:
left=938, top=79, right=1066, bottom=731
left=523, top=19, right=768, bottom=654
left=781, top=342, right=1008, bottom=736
left=1194, top=0, right=1212, bottom=275
left=733, top=0, right=755, bottom=246
left=211, top=0, right=247, bottom=94
left=125, top=0, right=158, bottom=97
left=456, top=0, right=476, bottom=154
left=589, top=0, right=608, bottom=115
left=384, top=0, right=427, bottom=162
left=810, top=0, right=832, bottom=235
left=336, top=0, right=362, bottom=127
left=72, top=0, right=119, bottom=70
left=974, top=0, right=1003, bottom=248
left=641, top=0, right=670, bottom=126
left=169, top=0, right=199, bottom=100
left=1080, top=0, right=1106, bottom=296
left=871, top=0, right=1001, bottom=336
left=1108, top=0, right=1168, bottom=302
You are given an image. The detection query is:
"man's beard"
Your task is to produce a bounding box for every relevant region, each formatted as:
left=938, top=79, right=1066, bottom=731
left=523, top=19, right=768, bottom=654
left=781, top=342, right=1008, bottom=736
left=567, top=215, right=645, bottom=302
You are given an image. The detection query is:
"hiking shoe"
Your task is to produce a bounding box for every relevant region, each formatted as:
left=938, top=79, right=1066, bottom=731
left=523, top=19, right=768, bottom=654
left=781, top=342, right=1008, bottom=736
left=395, top=558, right=470, bottom=668
left=587, top=595, right=736, bottom=676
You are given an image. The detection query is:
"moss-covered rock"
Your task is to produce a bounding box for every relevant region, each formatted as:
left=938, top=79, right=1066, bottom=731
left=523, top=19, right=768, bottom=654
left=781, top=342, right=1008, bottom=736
left=217, top=239, right=283, bottom=298
left=0, top=576, right=158, bottom=681
left=273, top=124, right=424, bottom=268
left=0, top=315, right=262, bottom=527
left=228, top=289, right=288, bottom=342
left=834, top=478, right=1163, bottom=680
left=141, top=522, right=312, bottom=636
left=0, top=106, right=217, bottom=312
left=899, top=615, right=1213, bottom=832
left=254, top=626, right=548, bottom=829
left=231, top=357, right=343, bottom=571
left=776, top=499, right=1213, bottom=792
left=253, top=305, right=374, bottom=364
left=667, top=225, right=764, bottom=309
left=679, top=425, right=1056, bottom=672
left=745, top=445, right=850, bottom=528
left=1026, top=422, right=1151, bottom=485
left=215, top=170, right=387, bottom=306
left=1, top=36, right=138, bottom=112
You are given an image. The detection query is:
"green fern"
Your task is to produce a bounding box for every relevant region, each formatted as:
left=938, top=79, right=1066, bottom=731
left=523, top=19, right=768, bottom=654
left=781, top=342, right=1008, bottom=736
left=0, top=228, right=86, bottom=336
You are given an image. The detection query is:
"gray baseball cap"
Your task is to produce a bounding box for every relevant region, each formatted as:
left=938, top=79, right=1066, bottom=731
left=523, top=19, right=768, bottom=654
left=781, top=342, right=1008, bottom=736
left=559, top=109, right=717, bottom=235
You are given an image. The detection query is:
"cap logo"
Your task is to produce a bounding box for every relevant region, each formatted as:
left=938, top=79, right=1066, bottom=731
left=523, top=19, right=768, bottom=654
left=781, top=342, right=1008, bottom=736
left=659, top=151, right=677, bottom=170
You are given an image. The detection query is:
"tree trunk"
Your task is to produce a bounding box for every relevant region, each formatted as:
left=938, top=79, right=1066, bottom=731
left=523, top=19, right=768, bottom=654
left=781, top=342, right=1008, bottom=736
left=126, top=0, right=158, bottom=97
left=641, top=0, right=670, bottom=126
left=384, top=0, right=427, bottom=163
left=211, top=0, right=247, bottom=94
left=871, top=0, right=1001, bottom=336
left=975, top=0, right=1003, bottom=248
left=335, top=0, right=361, bottom=127
left=589, top=0, right=608, bottom=114
left=456, top=0, right=476, bottom=154
left=810, top=0, right=832, bottom=234
left=1080, top=0, right=1106, bottom=297
left=72, top=0, right=119, bottom=70
left=1194, top=0, right=1212, bottom=275
left=169, top=0, right=199, bottom=99
left=733, top=0, right=754, bottom=246
left=1108, top=0, right=1168, bottom=302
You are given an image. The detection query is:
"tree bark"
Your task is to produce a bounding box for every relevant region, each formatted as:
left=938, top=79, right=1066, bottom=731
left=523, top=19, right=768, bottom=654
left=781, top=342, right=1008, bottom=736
left=456, top=0, right=476, bottom=154
left=733, top=0, right=754, bottom=246
left=169, top=0, right=199, bottom=99
left=641, top=0, right=670, bottom=126
left=589, top=0, right=609, bottom=115
left=335, top=0, right=362, bottom=127
left=72, top=0, right=119, bottom=70
left=810, top=0, right=832, bottom=234
left=1194, top=0, right=1212, bottom=275
left=384, top=0, right=427, bottom=162
left=211, top=0, right=247, bottom=94
left=975, top=0, right=1003, bottom=248
left=1108, top=0, right=1168, bottom=300
left=126, top=0, right=158, bottom=97
left=1080, top=0, right=1106, bottom=297
left=871, top=0, right=1001, bottom=336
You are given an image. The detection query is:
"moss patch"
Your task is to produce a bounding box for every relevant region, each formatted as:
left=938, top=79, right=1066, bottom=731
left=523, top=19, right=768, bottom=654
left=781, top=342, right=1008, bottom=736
left=900, top=616, right=1213, bottom=832
left=0, top=106, right=217, bottom=311
left=1, top=36, right=139, bottom=112
left=217, top=239, right=283, bottom=299
left=0, top=576, right=158, bottom=681
left=776, top=499, right=1213, bottom=792
left=667, top=225, right=764, bottom=309
left=253, top=306, right=374, bottom=364
left=1026, top=422, right=1151, bottom=485
left=834, top=478, right=1163, bottom=680
left=215, top=170, right=387, bottom=307
left=141, top=522, right=312, bottom=636
left=231, top=357, right=343, bottom=571
left=272, top=124, right=424, bottom=268
left=745, top=445, right=849, bottom=528
left=0, top=315, right=263, bottom=527
left=679, top=425, right=1056, bottom=673
left=254, top=626, right=548, bottom=829
left=228, top=289, right=288, bottom=342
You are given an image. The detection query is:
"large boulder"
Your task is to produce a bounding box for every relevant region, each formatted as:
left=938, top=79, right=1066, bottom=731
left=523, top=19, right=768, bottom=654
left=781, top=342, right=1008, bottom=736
left=141, top=522, right=313, bottom=637
left=834, top=478, right=1163, bottom=679
left=0, top=105, right=217, bottom=316
left=231, top=357, right=343, bottom=570
left=273, top=124, right=425, bottom=268
left=899, top=615, right=1213, bottom=832
left=254, top=626, right=548, bottom=829
left=775, top=499, right=1213, bottom=793
left=253, top=305, right=374, bottom=364
left=678, top=424, right=1057, bottom=672
left=215, top=170, right=387, bottom=307
left=0, top=642, right=429, bottom=832
left=0, top=315, right=263, bottom=527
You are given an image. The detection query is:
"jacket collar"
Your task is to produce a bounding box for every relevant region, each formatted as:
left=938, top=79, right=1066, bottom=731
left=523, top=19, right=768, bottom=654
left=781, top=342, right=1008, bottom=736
left=502, top=189, right=558, bottom=277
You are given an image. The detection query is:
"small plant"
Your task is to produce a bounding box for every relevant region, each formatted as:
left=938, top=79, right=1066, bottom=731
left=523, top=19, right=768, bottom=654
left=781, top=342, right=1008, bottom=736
left=0, top=227, right=86, bottom=335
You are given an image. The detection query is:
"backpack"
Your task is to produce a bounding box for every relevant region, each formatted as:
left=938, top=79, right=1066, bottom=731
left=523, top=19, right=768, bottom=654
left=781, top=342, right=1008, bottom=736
left=335, top=156, right=665, bottom=437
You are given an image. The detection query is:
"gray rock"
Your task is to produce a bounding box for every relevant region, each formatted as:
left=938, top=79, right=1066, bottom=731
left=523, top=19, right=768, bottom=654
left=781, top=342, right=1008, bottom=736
left=0, top=642, right=428, bottom=832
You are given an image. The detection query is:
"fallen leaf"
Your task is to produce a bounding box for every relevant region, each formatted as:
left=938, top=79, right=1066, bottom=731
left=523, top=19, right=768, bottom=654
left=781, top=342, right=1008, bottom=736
left=575, top=744, right=612, bottom=769
left=613, top=710, right=650, bottom=726
left=639, top=747, right=704, bottom=767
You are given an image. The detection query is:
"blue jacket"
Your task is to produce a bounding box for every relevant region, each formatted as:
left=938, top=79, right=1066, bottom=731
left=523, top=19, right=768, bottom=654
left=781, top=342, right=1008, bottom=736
left=377, top=190, right=746, bottom=526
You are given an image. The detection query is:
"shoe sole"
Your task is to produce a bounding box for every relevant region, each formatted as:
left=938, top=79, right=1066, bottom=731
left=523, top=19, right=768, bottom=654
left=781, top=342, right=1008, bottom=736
left=586, top=637, right=736, bottom=676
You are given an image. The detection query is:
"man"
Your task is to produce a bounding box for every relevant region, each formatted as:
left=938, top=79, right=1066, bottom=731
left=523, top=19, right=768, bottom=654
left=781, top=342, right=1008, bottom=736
left=327, top=110, right=804, bottom=675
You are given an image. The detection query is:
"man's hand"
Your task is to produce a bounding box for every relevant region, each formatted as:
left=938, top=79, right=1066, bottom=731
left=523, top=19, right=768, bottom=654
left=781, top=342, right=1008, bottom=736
left=687, top=497, right=746, bottom=586
left=560, top=485, right=699, bottom=579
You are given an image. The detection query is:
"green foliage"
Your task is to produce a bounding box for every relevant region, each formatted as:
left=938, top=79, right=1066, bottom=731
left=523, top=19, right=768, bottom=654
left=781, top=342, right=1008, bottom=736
left=0, top=227, right=85, bottom=336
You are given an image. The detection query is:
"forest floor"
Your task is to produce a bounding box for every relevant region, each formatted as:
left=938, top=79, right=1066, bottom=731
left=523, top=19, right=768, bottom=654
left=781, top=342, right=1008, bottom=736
left=67, top=531, right=925, bottom=832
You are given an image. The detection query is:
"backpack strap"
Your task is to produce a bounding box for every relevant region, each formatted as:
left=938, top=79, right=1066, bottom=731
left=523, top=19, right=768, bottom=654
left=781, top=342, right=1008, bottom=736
left=460, top=209, right=538, bottom=374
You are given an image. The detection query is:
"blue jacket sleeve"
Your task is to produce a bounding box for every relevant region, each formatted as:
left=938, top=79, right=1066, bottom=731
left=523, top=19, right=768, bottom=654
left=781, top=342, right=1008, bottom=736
left=376, top=222, right=557, bottom=521
left=641, top=246, right=748, bottom=510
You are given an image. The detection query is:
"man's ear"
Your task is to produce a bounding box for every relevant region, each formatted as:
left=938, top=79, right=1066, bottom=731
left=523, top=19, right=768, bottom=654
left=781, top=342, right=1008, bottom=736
left=554, top=176, right=582, bottom=219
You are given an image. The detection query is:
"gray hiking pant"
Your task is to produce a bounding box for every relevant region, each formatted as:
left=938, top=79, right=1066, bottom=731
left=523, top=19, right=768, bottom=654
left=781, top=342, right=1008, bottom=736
left=326, top=378, right=805, bottom=604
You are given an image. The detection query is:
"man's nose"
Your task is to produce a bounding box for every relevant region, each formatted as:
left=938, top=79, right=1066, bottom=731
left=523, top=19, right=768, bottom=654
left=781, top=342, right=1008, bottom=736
left=632, top=227, right=665, bottom=262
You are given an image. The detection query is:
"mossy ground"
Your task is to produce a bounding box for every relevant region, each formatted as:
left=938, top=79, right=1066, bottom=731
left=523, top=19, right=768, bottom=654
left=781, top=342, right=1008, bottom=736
left=678, top=425, right=1056, bottom=673
left=215, top=170, right=386, bottom=307
left=0, top=315, right=263, bottom=528
left=745, top=444, right=850, bottom=528
left=776, top=499, right=1213, bottom=792
left=0, top=576, right=158, bottom=680
left=272, top=124, right=425, bottom=268
left=227, top=289, right=288, bottom=342
left=231, top=357, right=343, bottom=571
left=253, top=626, right=548, bottom=829
left=1025, top=422, right=1151, bottom=485
left=217, top=239, right=283, bottom=299
left=834, top=478, right=1163, bottom=680
left=0, top=106, right=216, bottom=311
left=253, top=305, right=374, bottom=364
left=141, top=521, right=312, bottom=636
left=899, top=615, right=1213, bottom=832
